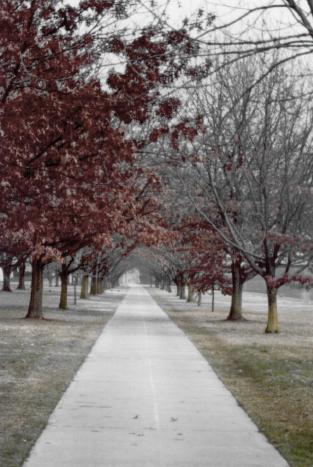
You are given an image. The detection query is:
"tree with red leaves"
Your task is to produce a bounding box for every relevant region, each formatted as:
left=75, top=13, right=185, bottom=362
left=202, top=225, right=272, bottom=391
left=0, top=0, right=208, bottom=319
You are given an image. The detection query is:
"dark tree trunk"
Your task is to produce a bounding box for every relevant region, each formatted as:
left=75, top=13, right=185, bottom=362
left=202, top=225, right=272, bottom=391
left=90, top=274, right=97, bottom=295
left=265, top=285, right=279, bottom=333
left=187, top=284, right=194, bottom=302
left=98, top=278, right=104, bottom=294
left=26, top=259, right=44, bottom=319
left=59, top=269, right=68, bottom=310
left=80, top=274, right=89, bottom=299
left=16, top=260, right=26, bottom=290
left=197, top=291, right=202, bottom=307
left=211, top=285, right=215, bottom=312
left=46, top=267, right=53, bottom=287
left=55, top=273, right=59, bottom=287
left=2, top=264, right=12, bottom=292
left=227, top=260, right=244, bottom=321
left=179, top=284, right=186, bottom=299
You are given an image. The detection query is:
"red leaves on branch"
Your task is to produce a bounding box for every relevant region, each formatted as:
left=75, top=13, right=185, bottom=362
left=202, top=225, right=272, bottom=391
left=80, top=0, right=114, bottom=14
left=157, top=98, right=181, bottom=119
left=0, top=0, right=204, bottom=272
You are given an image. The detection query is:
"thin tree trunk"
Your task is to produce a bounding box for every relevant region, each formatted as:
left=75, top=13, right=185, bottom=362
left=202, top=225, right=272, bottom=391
left=73, top=276, right=77, bottom=305
left=197, top=291, right=202, bottom=307
left=80, top=274, right=89, bottom=299
left=2, top=264, right=12, bottom=292
left=265, top=285, right=279, bottom=333
left=102, top=278, right=108, bottom=292
left=180, top=284, right=186, bottom=299
left=90, top=274, right=97, bottom=295
left=98, top=278, right=104, bottom=294
left=211, top=285, right=215, bottom=312
left=48, top=273, right=53, bottom=287
left=187, top=284, right=194, bottom=302
left=26, top=259, right=44, bottom=319
left=176, top=284, right=180, bottom=296
left=167, top=278, right=172, bottom=293
left=17, top=260, right=26, bottom=290
left=227, top=260, right=244, bottom=321
left=55, top=273, right=59, bottom=287
left=59, top=271, right=68, bottom=310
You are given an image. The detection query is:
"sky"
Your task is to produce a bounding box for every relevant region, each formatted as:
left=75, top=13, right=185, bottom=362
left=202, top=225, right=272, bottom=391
left=162, top=1, right=313, bottom=71
left=68, top=0, right=306, bottom=38
left=67, top=0, right=313, bottom=74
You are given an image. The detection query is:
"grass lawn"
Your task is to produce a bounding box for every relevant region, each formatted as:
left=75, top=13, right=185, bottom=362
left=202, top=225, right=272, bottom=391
left=150, top=287, right=313, bottom=467
left=0, top=284, right=126, bottom=467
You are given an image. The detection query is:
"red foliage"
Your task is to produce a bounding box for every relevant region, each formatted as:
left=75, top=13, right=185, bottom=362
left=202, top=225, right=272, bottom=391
left=157, top=98, right=181, bottom=119
left=0, top=1, right=202, bottom=268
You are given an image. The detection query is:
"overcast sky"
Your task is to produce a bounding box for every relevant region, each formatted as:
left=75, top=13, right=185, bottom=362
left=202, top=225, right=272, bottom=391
left=163, top=0, right=303, bottom=35
left=68, top=0, right=313, bottom=72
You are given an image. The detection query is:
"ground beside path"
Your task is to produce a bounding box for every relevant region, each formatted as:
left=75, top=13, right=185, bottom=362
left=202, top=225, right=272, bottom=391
left=150, top=286, right=313, bottom=467
left=24, top=285, right=288, bottom=467
left=0, top=285, right=126, bottom=467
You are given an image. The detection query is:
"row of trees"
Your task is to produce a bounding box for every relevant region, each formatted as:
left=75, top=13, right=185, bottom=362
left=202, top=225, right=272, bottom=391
left=0, top=0, right=207, bottom=317
left=2, top=1, right=313, bottom=333
left=130, top=47, right=313, bottom=333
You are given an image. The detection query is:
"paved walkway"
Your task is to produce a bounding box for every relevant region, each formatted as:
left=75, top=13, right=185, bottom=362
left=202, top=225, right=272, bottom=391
left=24, top=286, right=288, bottom=467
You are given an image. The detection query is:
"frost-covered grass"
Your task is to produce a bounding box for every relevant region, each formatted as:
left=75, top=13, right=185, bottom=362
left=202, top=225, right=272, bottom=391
left=151, top=286, right=313, bottom=467
left=0, top=282, right=126, bottom=467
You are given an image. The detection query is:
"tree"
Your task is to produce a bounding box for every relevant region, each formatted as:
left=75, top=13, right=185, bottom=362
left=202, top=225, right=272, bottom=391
left=191, top=1, right=313, bottom=85
left=0, top=0, right=203, bottom=318
left=181, top=58, right=313, bottom=332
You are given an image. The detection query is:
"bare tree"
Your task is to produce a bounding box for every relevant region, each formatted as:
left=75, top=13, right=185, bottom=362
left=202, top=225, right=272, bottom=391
left=180, top=57, right=313, bottom=333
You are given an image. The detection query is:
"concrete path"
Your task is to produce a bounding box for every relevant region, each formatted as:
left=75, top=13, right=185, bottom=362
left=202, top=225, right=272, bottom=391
left=24, top=286, right=288, bottom=467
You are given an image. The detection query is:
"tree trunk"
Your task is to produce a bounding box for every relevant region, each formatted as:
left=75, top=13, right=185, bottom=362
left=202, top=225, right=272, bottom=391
left=187, top=284, right=194, bottom=302
left=26, top=259, right=44, bottom=319
left=197, top=291, right=202, bottom=307
left=2, top=264, right=12, bottom=292
left=176, top=284, right=180, bottom=296
left=90, top=274, right=97, bottom=295
left=46, top=268, right=53, bottom=287
left=17, top=260, right=26, bottom=290
left=166, top=278, right=172, bottom=293
left=211, top=286, right=215, bottom=312
left=80, top=274, right=89, bottom=299
left=179, top=284, right=186, bottom=299
left=265, top=286, right=279, bottom=333
left=55, top=273, right=59, bottom=287
left=73, top=277, right=77, bottom=305
left=59, top=271, right=68, bottom=310
left=98, top=278, right=104, bottom=294
left=227, top=261, right=244, bottom=321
